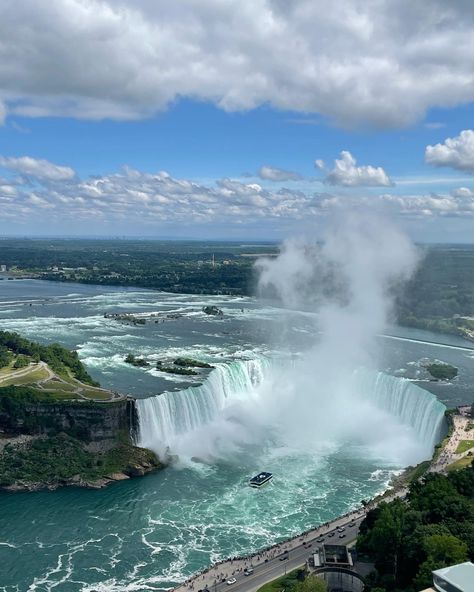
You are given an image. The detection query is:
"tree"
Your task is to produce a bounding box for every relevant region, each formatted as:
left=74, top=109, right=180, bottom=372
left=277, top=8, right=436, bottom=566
left=424, top=534, right=468, bottom=565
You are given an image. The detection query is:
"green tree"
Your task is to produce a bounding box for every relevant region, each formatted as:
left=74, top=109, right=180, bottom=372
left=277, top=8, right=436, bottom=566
left=424, top=534, right=468, bottom=565
left=366, top=499, right=406, bottom=580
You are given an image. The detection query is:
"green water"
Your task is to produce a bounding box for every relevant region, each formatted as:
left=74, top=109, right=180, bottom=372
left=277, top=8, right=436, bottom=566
left=0, top=281, right=470, bottom=591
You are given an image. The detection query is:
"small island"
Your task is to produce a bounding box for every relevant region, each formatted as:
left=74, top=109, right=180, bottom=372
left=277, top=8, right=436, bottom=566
left=0, top=331, right=161, bottom=491
left=124, top=353, right=214, bottom=376
left=202, top=305, right=223, bottom=316
left=425, top=362, right=458, bottom=380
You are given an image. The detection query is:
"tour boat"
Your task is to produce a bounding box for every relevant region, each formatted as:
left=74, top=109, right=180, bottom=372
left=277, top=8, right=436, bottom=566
left=249, top=472, right=273, bottom=488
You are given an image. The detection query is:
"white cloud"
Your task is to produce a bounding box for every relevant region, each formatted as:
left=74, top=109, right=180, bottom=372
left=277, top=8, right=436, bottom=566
left=2, top=154, right=474, bottom=233
left=451, top=186, right=474, bottom=198
left=0, top=156, right=75, bottom=181
left=323, top=151, right=393, bottom=187
left=1, top=1, right=474, bottom=128
left=314, top=159, right=325, bottom=171
left=425, top=130, right=474, bottom=172
left=258, top=166, right=302, bottom=182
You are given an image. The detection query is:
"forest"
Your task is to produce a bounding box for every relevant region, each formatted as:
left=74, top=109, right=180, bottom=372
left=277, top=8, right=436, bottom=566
left=357, top=463, right=474, bottom=591
left=2, top=240, right=474, bottom=333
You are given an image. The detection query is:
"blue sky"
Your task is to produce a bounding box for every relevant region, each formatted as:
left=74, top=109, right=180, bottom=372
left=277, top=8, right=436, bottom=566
left=1, top=1, right=474, bottom=241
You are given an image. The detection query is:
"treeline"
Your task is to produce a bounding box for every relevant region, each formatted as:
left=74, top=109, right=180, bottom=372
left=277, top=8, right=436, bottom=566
left=357, top=463, right=474, bottom=591
left=0, top=331, right=98, bottom=386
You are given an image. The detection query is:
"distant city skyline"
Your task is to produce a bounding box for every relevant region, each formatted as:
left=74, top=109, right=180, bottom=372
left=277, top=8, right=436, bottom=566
left=1, top=1, right=474, bottom=241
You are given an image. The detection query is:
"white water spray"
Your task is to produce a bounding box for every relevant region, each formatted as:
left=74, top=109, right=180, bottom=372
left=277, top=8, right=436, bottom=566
left=137, top=216, right=445, bottom=466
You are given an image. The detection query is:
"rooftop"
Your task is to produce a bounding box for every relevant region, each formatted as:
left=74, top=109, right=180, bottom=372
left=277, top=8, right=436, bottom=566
left=433, top=562, right=474, bottom=592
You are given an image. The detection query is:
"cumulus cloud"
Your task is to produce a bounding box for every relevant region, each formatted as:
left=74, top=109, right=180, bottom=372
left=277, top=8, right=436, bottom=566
left=1, top=154, right=473, bottom=233
left=258, top=166, right=302, bottom=182
left=451, top=187, right=474, bottom=199
left=1, top=1, right=474, bottom=128
left=0, top=156, right=75, bottom=180
left=323, top=151, right=393, bottom=187
left=425, top=130, right=474, bottom=172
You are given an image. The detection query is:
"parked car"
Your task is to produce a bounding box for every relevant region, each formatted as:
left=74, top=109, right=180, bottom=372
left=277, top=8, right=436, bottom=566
left=227, top=578, right=237, bottom=585
left=244, top=568, right=253, bottom=575
left=279, top=553, right=289, bottom=561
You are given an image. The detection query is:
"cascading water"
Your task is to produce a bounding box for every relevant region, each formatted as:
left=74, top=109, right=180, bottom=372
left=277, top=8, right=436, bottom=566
left=137, top=358, right=270, bottom=457
left=352, top=369, right=446, bottom=452
left=137, top=356, right=446, bottom=462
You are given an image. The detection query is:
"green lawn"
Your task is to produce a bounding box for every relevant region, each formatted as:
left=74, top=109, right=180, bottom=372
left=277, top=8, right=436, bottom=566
left=447, top=456, right=474, bottom=472
left=79, top=388, right=114, bottom=401
left=456, top=440, right=474, bottom=454
left=256, top=569, right=303, bottom=592
left=41, top=380, right=76, bottom=392
left=1, top=366, right=50, bottom=386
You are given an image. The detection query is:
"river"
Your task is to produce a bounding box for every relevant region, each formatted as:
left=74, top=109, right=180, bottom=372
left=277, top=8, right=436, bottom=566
left=0, top=280, right=472, bottom=592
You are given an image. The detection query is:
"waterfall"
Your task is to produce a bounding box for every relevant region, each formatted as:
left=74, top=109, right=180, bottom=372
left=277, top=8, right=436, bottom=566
left=352, top=369, right=446, bottom=452
left=136, top=357, right=446, bottom=458
left=136, top=358, right=269, bottom=454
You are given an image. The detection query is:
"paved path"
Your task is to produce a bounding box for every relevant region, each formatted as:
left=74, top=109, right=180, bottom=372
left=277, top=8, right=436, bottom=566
left=429, top=411, right=473, bottom=473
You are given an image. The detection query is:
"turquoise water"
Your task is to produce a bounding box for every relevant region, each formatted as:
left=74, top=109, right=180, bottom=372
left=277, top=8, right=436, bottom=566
left=0, top=281, right=470, bottom=592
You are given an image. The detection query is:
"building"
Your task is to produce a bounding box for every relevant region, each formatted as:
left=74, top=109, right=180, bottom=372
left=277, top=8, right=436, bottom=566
left=432, top=562, right=474, bottom=592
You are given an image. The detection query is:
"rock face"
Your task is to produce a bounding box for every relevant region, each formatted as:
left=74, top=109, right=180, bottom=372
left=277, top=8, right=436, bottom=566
left=1, top=398, right=138, bottom=451
left=0, top=397, right=162, bottom=492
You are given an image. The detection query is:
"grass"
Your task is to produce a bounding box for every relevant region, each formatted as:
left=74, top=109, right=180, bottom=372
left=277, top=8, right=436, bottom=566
left=41, top=389, right=78, bottom=400
left=79, top=388, right=113, bottom=401
left=0, top=360, right=118, bottom=402
left=256, top=569, right=303, bottom=592
left=455, top=440, right=474, bottom=454
left=394, top=460, right=431, bottom=487
left=41, top=380, right=76, bottom=392
left=447, top=456, right=474, bottom=472
left=1, top=366, right=50, bottom=386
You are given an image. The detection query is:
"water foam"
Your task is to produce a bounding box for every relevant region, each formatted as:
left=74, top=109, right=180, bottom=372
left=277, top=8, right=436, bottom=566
left=137, top=357, right=446, bottom=465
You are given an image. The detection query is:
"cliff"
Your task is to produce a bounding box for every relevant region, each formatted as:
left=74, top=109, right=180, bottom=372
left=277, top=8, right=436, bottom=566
left=0, top=388, right=160, bottom=491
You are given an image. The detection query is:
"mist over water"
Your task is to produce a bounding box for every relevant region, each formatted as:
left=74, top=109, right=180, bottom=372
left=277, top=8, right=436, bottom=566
left=139, top=216, right=443, bottom=467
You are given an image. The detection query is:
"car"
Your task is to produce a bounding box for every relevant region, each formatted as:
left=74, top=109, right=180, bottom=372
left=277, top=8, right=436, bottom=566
left=316, top=538, right=324, bottom=543
left=279, top=553, right=289, bottom=561
left=227, top=578, right=236, bottom=585
left=349, top=523, right=355, bottom=527
left=337, top=527, right=345, bottom=532
left=339, top=534, right=345, bottom=538
left=327, top=532, right=335, bottom=537
left=244, top=568, right=253, bottom=576
left=304, top=542, right=312, bottom=548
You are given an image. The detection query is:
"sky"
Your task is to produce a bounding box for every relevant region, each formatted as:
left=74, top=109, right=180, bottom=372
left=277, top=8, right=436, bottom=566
left=1, top=0, right=474, bottom=241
